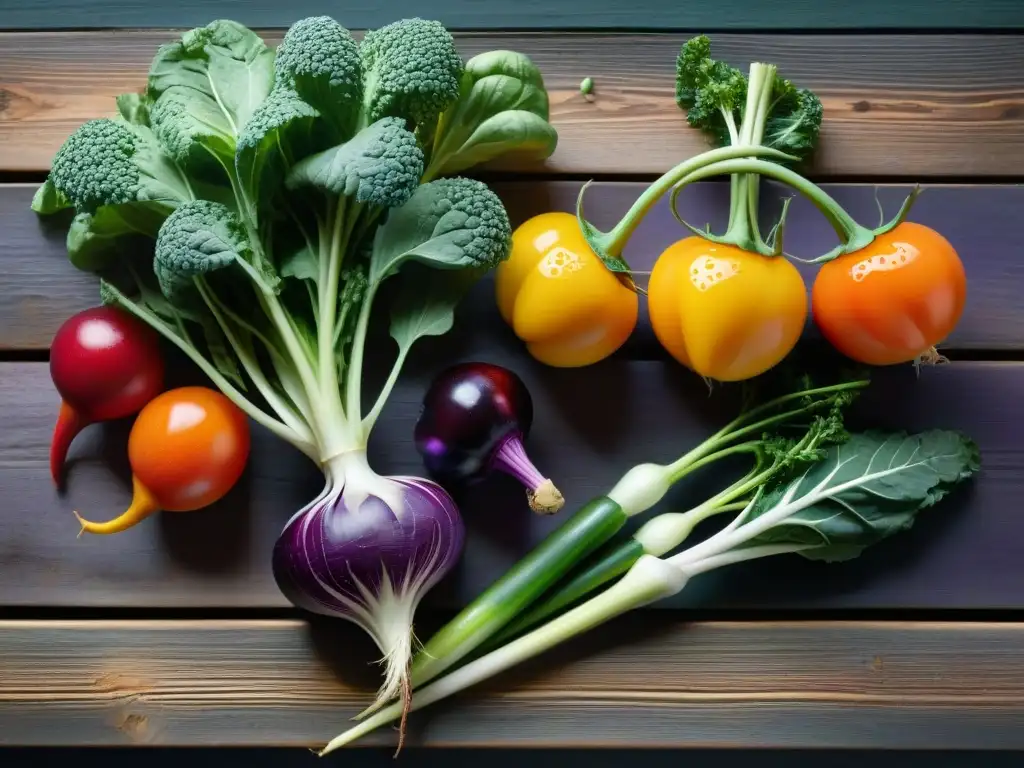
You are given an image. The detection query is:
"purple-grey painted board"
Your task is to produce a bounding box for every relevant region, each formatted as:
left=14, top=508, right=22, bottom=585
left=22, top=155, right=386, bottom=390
left=2, top=182, right=1022, bottom=353
left=0, top=357, right=1020, bottom=610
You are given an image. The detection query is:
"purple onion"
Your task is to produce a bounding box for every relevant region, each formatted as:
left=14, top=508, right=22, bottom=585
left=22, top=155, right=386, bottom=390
left=272, top=453, right=464, bottom=703
left=414, top=362, right=564, bottom=514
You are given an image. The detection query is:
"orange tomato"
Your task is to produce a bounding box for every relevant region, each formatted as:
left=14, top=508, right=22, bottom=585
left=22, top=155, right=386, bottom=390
left=496, top=212, right=639, bottom=367
left=811, top=222, right=966, bottom=366
left=74, top=386, right=250, bottom=535
left=648, top=237, right=807, bottom=382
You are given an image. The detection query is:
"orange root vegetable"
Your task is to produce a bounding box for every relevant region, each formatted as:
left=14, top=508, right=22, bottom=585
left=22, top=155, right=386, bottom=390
left=74, top=386, right=250, bottom=536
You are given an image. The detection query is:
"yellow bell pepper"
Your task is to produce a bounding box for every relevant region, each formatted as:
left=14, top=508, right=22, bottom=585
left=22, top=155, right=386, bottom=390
left=495, top=212, right=639, bottom=368
left=648, top=237, right=807, bottom=382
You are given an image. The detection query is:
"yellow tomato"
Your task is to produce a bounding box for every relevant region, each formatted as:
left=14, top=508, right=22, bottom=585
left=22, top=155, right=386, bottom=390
left=648, top=238, right=807, bottom=382
left=496, top=212, right=639, bottom=368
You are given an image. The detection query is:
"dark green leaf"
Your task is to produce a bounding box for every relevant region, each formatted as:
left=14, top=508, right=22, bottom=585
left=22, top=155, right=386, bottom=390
left=235, top=86, right=319, bottom=208
left=30, top=179, right=72, bottom=215
left=116, top=92, right=151, bottom=126
left=279, top=243, right=319, bottom=282
left=146, top=20, right=273, bottom=169
left=66, top=203, right=168, bottom=272
left=388, top=266, right=482, bottom=354
left=744, top=430, right=980, bottom=562
left=428, top=52, right=557, bottom=178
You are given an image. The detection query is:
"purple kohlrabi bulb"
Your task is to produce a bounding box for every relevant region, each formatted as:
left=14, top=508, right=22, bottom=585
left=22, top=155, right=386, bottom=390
left=272, top=468, right=464, bottom=702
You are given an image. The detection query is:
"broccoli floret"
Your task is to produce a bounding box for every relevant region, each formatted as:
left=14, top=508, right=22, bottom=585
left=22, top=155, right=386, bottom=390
left=286, top=116, right=424, bottom=209
left=274, top=15, right=362, bottom=126
left=423, top=177, right=512, bottom=269
left=360, top=18, right=463, bottom=129
left=49, top=119, right=140, bottom=212
left=154, top=199, right=251, bottom=299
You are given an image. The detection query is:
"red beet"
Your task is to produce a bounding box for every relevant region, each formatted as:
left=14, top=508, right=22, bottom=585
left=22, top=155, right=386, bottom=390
left=49, top=306, right=165, bottom=485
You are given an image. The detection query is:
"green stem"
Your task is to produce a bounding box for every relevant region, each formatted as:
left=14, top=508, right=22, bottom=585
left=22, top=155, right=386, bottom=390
left=671, top=157, right=878, bottom=253
left=101, top=282, right=318, bottom=461
left=344, top=280, right=379, bottom=436
left=321, top=555, right=689, bottom=755
left=587, top=144, right=796, bottom=260
left=361, top=342, right=410, bottom=434
left=194, top=279, right=314, bottom=444
left=663, top=379, right=866, bottom=483
left=392, top=496, right=629, bottom=708
left=670, top=439, right=762, bottom=479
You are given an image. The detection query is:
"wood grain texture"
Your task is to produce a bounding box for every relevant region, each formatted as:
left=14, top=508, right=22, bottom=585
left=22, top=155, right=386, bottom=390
left=4, top=181, right=1024, bottom=353
left=3, top=619, right=1024, bottom=748
left=0, top=355, right=1020, bottom=610
left=1, top=0, right=1022, bottom=31
left=1, top=32, right=1023, bottom=176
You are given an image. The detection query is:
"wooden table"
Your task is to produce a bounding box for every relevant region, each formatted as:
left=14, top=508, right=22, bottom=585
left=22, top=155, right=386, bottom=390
left=2, top=0, right=1024, bottom=752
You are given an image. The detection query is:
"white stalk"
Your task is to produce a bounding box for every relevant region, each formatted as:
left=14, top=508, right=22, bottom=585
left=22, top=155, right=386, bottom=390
left=682, top=543, right=810, bottom=576
left=606, top=463, right=672, bottom=517
left=319, top=554, right=689, bottom=756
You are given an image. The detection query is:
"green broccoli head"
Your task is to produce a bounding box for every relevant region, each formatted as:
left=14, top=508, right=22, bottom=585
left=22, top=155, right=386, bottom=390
left=361, top=18, right=464, bottom=129
left=274, top=16, right=362, bottom=125
left=49, top=119, right=141, bottom=212
left=154, top=199, right=251, bottom=300
left=286, top=116, right=424, bottom=209
left=421, top=177, right=512, bottom=270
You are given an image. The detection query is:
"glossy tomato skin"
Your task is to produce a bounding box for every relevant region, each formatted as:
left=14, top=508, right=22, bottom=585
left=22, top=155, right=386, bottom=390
left=649, top=237, right=807, bottom=382
left=128, top=386, right=250, bottom=512
left=812, top=222, right=966, bottom=366
left=50, top=306, right=164, bottom=421
left=495, top=212, right=638, bottom=367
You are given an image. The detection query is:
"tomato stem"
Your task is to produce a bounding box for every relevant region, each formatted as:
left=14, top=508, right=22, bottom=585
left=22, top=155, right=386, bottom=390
left=669, top=159, right=921, bottom=262
left=576, top=143, right=797, bottom=274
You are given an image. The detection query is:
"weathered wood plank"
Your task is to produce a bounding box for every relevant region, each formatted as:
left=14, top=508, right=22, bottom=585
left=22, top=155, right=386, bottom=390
left=0, top=357, right=1020, bottom=609
left=1, top=0, right=1021, bottom=30
left=4, top=182, right=1023, bottom=353
left=3, top=619, right=1024, bottom=748
left=1, top=32, right=1022, bottom=176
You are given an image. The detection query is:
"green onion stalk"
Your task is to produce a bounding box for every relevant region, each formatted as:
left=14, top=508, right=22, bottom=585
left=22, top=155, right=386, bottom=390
left=356, top=376, right=868, bottom=719
left=321, top=422, right=979, bottom=754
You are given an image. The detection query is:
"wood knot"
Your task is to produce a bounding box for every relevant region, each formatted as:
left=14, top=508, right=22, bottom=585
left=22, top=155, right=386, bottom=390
left=116, top=712, right=149, bottom=739
left=0, top=85, right=49, bottom=120
left=851, top=100, right=871, bottom=113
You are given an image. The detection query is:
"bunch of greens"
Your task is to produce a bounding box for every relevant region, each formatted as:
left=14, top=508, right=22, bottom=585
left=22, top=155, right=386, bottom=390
left=32, top=15, right=557, bottom=712
left=321, top=372, right=980, bottom=751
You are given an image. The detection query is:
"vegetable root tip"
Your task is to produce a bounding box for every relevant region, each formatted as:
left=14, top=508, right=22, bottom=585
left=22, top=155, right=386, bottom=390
left=527, top=479, right=565, bottom=514
left=71, top=510, right=86, bottom=539
left=914, top=346, right=949, bottom=375
left=393, top=674, right=412, bottom=758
